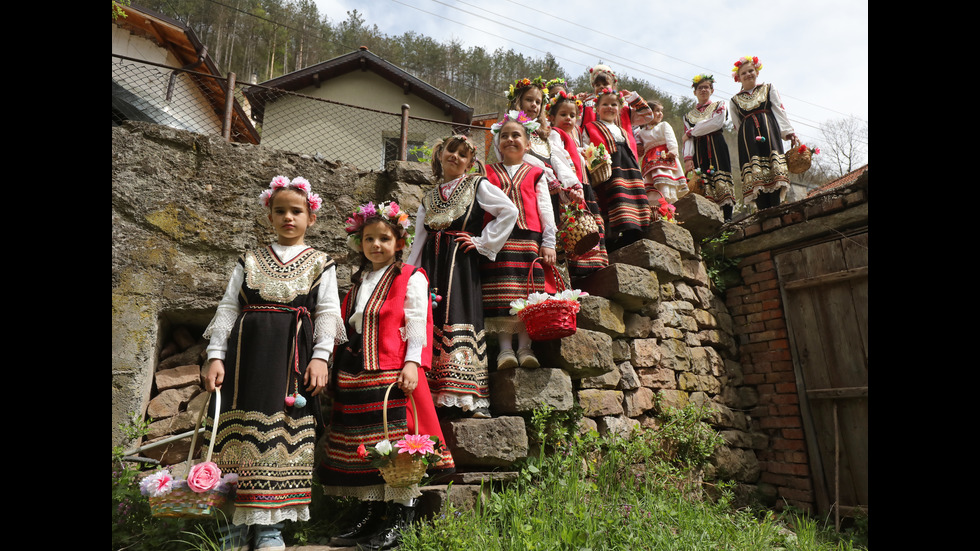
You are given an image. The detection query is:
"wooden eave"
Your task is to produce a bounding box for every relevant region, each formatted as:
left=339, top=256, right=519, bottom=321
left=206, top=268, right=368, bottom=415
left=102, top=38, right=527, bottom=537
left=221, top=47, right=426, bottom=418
left=245, top=47, right=473, bottom=125
left=113, top=3, right=260, bottom=144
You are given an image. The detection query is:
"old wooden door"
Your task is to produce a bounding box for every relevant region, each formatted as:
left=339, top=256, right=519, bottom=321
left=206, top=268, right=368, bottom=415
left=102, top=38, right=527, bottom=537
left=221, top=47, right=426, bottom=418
left=774, top=230, right=868, bottom=522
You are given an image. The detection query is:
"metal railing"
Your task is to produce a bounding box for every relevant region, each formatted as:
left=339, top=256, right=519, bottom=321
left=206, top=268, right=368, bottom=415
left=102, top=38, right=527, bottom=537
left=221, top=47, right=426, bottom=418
left=112, top=54, right=499, bottom=169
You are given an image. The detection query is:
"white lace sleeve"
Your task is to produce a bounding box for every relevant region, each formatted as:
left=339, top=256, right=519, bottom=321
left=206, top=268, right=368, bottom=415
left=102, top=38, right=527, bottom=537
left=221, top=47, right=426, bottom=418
left=204, top=264, right=244, bottom=361
left=312, top=264, right=346, bottom=361
left=401, top=271, right=429, bottom=365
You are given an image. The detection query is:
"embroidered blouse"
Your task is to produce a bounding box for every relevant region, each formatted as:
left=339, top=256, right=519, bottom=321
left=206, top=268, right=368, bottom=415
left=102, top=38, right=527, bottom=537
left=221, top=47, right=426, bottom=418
left=205, top=243, right=345, bottom=362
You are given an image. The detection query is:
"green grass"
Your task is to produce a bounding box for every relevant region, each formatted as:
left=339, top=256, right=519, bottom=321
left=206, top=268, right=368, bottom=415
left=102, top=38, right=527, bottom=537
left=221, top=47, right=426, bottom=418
left=400, top=405, right=866, bottom=551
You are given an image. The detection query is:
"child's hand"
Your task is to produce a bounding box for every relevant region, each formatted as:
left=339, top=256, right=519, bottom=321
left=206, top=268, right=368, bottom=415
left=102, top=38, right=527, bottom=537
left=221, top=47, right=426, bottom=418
left=203, top=359, right=225, bottom=392
left=397, top=362, right=419, bottom=395
left=455, top=233, right=476, bottom=253
left=567, top=188, right=585, bottom=204
left=541, top=247, right=557, bottom=266
left=684, top=159, right=694, bottom=172
left=304, top=358, right=329, bottom=396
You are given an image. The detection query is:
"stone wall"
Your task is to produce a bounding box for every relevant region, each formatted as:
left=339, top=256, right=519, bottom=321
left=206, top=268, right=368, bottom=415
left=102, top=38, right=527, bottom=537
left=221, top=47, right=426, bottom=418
left=112, top=121, right=767, bottom=503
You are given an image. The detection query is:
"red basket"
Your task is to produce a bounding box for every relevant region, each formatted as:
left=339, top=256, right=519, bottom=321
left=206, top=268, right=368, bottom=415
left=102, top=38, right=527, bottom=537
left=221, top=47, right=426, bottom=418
left=517, top=258, right=581, bottom=341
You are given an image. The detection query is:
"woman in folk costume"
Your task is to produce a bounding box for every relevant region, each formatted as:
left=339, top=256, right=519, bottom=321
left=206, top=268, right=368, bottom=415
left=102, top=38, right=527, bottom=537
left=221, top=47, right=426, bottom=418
left=634, top=99, right=689, bottom=206
left=482, top=110, right=558, bottom=371
left=508, top=77, right=608, bottom=279
left=202, top=176, right=344, bottom=551
left=582, top=87, right=652, bottom=249
left=683, top=74, right=736, bottom=221
left=318, top=202, right=454, bottom=551
left=729, top=55, right=798, bottom=210
left=405, top=135, right=518, bottom=419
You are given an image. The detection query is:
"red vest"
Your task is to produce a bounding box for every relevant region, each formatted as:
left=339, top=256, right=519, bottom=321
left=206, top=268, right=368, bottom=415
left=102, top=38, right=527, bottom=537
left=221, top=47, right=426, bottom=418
left=552, top=127, right=585, bottom=182
left=584, top=120, right=639, bottom=159
left=339, top=264, right=434, bottom=371
left=483, top=163, right=543, bottom=232
left=582, top=101, right=639, bottom=157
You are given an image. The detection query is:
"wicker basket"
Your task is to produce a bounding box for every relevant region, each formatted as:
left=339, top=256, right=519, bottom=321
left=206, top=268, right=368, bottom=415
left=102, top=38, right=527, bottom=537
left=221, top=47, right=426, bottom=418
left=785, top=143, right=812, bottom=174
left=558, top=202, right=601, bottom=258
left=587, top=158, right=612, bottom=184
left=377, top=383, right=428, bottom=488
left=686, top=170, right=704, bottom=196
left=517, top=258, right=581, bottom=341
left=149, top=392, right=235, bottom=518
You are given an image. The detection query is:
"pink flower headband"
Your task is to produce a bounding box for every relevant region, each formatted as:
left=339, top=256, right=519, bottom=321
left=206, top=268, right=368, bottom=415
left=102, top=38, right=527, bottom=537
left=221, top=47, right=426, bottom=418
left=259, top=175, right=322, bottom=212
left=732, top=56, right=762, bottom=82
left=345, top=201, right=414, bottom=251
left=547, top=89, right=583, bottom=114
left=595, top=88, right=625, bottom=104
left=491, top=110, right=541, bottom=135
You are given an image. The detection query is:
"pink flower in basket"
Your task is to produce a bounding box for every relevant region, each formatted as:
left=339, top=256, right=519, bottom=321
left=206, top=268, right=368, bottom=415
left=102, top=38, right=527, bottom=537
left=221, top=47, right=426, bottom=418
left=139, top=469, right=174, bottom=498
left=187, top=461, right=223, bottom=493
left=396, top=434, right=436, bottom=456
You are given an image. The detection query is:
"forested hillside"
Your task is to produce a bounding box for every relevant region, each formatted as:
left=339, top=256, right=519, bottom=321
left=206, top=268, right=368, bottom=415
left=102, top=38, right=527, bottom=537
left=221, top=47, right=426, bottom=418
left=128, top=0, right=693, bottom=123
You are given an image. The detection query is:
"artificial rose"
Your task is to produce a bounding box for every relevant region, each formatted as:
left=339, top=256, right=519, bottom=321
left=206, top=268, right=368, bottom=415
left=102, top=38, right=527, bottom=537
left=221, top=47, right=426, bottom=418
left=187, top=461, right=222, bottom=493
left=290, top=177, right=311, bottom=193
left=270, top=175, right=290, bottom=189
left=357, top=443, right=369, bottom=459
left=139, top=469, right=174, bottom=497
left=375, top=439, right=393, bottom=455
left=308, top=192, right=322, bottom=212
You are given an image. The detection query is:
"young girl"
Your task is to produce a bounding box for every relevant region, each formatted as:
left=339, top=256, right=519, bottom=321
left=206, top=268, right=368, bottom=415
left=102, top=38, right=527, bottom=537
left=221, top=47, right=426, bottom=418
left=583, top=88, right=652, bottom=249
left=545, top=88, right=609, bottom=278
left=510, top=77, right=607, bottom=279
left=202, top=175, right=344, bottom=551
left=483, top=111, right=558, bottom=370
left=729, top=56, right=797, bottom=210
left=317, top=202, right=454, bottom=551
left=580, top=64, right=655, bottom=147
left=683, top=74, right=735, bottom=221
left=405, top=135, right=518, bottom=419
left=634, top=100, right=688, bottom=206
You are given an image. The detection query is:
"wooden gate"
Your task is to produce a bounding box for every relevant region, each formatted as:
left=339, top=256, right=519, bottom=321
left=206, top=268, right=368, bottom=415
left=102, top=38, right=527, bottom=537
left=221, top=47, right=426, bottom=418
left=774, top=229, right=868, bottom=525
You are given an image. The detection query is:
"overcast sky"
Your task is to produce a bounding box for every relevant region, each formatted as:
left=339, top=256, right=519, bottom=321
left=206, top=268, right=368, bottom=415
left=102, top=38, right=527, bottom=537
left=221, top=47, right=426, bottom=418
left=314, top=0, right=869, bottom=154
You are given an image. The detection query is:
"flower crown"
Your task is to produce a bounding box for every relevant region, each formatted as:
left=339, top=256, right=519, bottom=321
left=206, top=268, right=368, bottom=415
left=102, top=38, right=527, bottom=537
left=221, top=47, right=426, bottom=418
left=595, top=88, right=625, bottom=104
left=344, top=201, right=414, bottom=251
left=589, top=64, right=617, bottom=86
left=439, top=134, right=477, bottom=155
left=491, top=110, right=541, bottom=135
left=506, top=76, right=549, bottom=103
left=545, top=77, right=566, bottom=90
left=732, top=56, right=762, bottom=82
left=259, top=175, right=322, bottom=212
left=547, top=89, right=584, bottom=114
left=692, top=74, right=715, bottom=88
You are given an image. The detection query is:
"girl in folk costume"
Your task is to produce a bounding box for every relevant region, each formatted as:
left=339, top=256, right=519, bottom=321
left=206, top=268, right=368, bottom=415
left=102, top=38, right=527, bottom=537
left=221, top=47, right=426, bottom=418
left=583, top=88, right=653, bottom=249
left=317, top=202, right=454, bottom=551
left=405, top=135, right=518, bottom=419
left=509, top=77, right=608, bottom=279
left=634, top=99, right=689, bottom=206
left=683, top=74, right=736, bottom=221
left=579, top=64, right=655, bottom=147
left=729, top=56, right=798, bottom=210
left=482, top=111, right=559, bottom=370
left=202, top=176, right=344, bottom=551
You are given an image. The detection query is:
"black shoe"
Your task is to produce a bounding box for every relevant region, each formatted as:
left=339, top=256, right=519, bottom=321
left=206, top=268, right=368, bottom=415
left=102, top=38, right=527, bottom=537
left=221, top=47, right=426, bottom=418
left=357, top=502, right=416, bottom=550
left=329, top=500, right=385, bottom=546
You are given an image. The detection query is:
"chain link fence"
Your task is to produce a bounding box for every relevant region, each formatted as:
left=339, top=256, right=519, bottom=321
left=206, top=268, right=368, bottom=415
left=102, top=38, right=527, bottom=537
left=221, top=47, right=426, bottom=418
left=112, top=54, right=499, bottom=170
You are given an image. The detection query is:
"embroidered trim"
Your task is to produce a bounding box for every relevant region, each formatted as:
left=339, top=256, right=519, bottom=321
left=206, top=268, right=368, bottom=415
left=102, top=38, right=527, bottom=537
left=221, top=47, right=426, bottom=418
left=243, top=246, right=333, bottom=303
left=731, top=83, right=771, bottom=112
left=685, top=101, right=722, bottom=125
left=424, top=175, right=479, bottom=230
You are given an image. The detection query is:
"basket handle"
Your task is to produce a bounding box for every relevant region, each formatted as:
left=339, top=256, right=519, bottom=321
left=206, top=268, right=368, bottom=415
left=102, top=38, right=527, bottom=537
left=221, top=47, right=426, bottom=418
left=381, top=382, right=418, bottom=444
left=181, top=390, right=221, bottom=478
left=525, top=257, right=566, bottom=296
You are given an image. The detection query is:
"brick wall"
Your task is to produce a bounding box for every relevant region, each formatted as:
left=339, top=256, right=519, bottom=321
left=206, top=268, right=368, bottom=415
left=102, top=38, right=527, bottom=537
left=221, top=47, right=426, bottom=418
left=726, top=252, right=813, bottom=510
